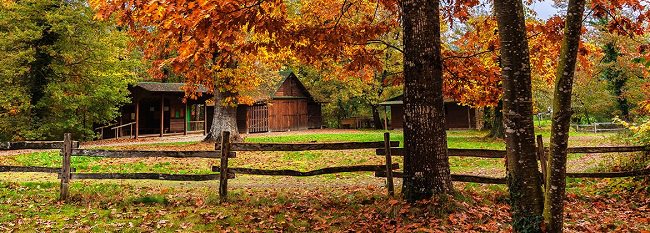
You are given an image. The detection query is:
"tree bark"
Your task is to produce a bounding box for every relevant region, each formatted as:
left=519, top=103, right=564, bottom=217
left=400, top=0, right=453, bottom=202
left=544, top=0, right=586, bottom=232
left=204, top=90, right=241, bottom=142
left=493, top=0, right=545, bottom=231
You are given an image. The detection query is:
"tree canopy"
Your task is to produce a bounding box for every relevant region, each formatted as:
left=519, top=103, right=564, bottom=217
left=0, top=0, right=143, bottom=141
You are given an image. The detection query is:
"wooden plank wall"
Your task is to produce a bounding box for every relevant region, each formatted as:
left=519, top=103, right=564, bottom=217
left=268, top=100, right=308, bottom=131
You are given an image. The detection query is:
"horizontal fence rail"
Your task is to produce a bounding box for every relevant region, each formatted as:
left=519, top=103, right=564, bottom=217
left=566, top=146, right=650, bottom=154
left=0, top=165, right=75, bottom=173
left=377, top=146, right=650, bottom=158
left=214, top=164, right=399, bottom=177
left=71, top=149, right=236, bottom=158
left=230, top=141, right=399, bottom=151
left=375, top=168, right=650, bottom=184
left=1, top=141, right=79, bottom=150
left=374, top=171, right=507, bottom=184
left=376, top=148, right=507, bottom=158
left=64, top=173, right=234, bottom=181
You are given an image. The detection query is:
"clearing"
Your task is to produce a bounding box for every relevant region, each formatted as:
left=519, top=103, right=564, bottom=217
left=0, top=129, right=648, bottom=232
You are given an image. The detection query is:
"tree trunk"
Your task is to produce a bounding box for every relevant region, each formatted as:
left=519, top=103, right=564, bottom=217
left=204, top=90, right=241, bottom=142
left=400, top=0, right=453, bottom=202
left=544, top=0, right=586, bottom=231
left=371, top=105, right=383, bottom=130
left=493, top=0, right=545, bottom=231
left=488, top=100, right=505, bottom=138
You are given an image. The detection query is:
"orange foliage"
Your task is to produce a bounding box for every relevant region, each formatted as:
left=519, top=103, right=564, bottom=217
left=90, top=0, right=397, bottom=104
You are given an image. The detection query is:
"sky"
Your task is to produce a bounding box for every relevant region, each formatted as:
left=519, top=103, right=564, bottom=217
left=530, top=0, right=560, bottom=20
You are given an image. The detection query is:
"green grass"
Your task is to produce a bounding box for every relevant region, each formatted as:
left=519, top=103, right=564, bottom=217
left=245, top=129, right=505, bottom=150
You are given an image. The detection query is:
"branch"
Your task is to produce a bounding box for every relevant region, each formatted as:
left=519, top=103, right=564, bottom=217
left=366, top=40, right=403, bottom=53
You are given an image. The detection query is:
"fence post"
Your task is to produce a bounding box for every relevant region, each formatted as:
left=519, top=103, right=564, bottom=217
left=59, top=133, right=72, bottom=201
left=219, top=131, right=231, bottom=203
left=594, top=123, right=597, bottom=133
left=536, top=135, right=546, bottom=187
left=383, top=132, right=394, bottom=197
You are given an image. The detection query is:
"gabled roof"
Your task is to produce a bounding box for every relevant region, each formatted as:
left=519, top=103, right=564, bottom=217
left=134, top=82, right=210, bottom=93
left=248, top=72, right=318, bottom=103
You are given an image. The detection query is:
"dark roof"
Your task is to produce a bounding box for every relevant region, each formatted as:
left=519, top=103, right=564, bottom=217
left=134, top=82, right=209, bottom=93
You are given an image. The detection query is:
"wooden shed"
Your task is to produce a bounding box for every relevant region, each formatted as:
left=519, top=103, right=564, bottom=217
left=233, top=72, right=322, bottom=133
left=379, top=94, right=479, bottom=129
left=97, top=82, right=212, bottom=139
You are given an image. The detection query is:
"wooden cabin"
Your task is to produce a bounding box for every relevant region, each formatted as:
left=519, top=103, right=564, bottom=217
left=97, top=82, right=212, bottom=139
left=210, top=72, right=322, bottom=133
left=379, top=94, right=479, bottom=129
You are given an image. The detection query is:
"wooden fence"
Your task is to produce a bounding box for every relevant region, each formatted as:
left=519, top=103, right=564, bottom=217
left=2, top=132, right=650, bottom=202
left=213, top=131, right=401, bottom=201
left=375, top=135, right=650, bottom=184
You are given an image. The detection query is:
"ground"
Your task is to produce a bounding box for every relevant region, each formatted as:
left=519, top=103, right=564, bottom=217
left=0, top=128, right=648, bottom=232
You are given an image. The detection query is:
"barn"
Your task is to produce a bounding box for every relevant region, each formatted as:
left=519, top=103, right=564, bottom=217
left=232, top=72, right=323, bottom=133
left=379, top=94, right=480, bottom=129
left=97, top=82, right=212, bottom=139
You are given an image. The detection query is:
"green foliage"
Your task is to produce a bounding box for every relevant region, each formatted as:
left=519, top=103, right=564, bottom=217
left=0, top=0, right=143, bottom=141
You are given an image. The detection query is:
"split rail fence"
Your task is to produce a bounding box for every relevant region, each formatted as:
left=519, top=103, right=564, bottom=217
left=1, top=132, right=650, bottom=202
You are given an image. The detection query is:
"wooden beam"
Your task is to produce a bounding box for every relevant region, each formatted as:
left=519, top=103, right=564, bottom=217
left=376, top=148, right=506, bottom=158
left=383, top=132, right=394, bottom=197
left=160, top=96, right=164, bottom=137
left=0, top=165, right=75, bottom=173
left=566, top=169, right=650, bottom=178
left=203, top=104, right=208, bottom=135
left=565, top=146, right=650, bottom=154
left=60, top=133, right=72, bottom=201
left=71, top=149, right=235, bottom=158
left=374, top=171, right=507, bottom=184
left=231, top=141, right=400, bottom=151
left=68, top=173, right=234, bottom=180
left=213, top=164, right=399, bottom=176
left=0, top=141, right=80, bottom=150
left=184, top=102, right=188, bottom=135
left=219, top=131, right=231, bottom=203
left=135, top=98, right=140, bottom=139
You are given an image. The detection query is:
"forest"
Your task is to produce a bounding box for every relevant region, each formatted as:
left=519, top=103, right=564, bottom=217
left=1, top=0, right=649, bottom=232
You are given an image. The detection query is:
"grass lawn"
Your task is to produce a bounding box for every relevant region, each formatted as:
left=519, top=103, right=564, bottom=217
left=1, top=129, right=647, bottom=231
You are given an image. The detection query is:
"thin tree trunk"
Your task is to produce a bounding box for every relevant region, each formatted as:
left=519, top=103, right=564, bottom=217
left=204, top=90, right=241, bottom=142
left=544, top=0, right=586, bottom=231
left=488, top=100, right=505, bottom=138
left=371, top=105, right=383, bottom=129
left=400, top=0, right=453, bottom=202
left=493, top=0, right=545, bottom=231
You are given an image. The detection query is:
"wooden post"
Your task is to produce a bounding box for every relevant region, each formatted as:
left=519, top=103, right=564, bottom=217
left=383, top=107, right=389, bottom=130
left=160, top=96, right=165, bottom=137
left=384, top=132, right=395, bottom=197
left=60, top=133, right=72, bottom=201
left=184, top=102, right=188, bottom=135
left=594, top=123, right=597, bottom=133
left=135, top=99, right=140, bottom=139
left=203, top=104, right=208, bottom=135
left=537, top=135, right=546, bottom=187
left=219, top=131, right=231, bottom=203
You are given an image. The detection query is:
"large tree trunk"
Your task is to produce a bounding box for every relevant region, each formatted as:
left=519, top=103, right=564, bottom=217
left=400, top=0, right=453, bottom=202
left=204, top=90, right=241, bottom=142
left=544, top=0, right=586, bottom=231
left=493, top=0, right=545, bottom=231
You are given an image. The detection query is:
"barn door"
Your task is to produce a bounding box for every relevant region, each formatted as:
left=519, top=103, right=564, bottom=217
left=247, top=105, right=269, bottom=133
